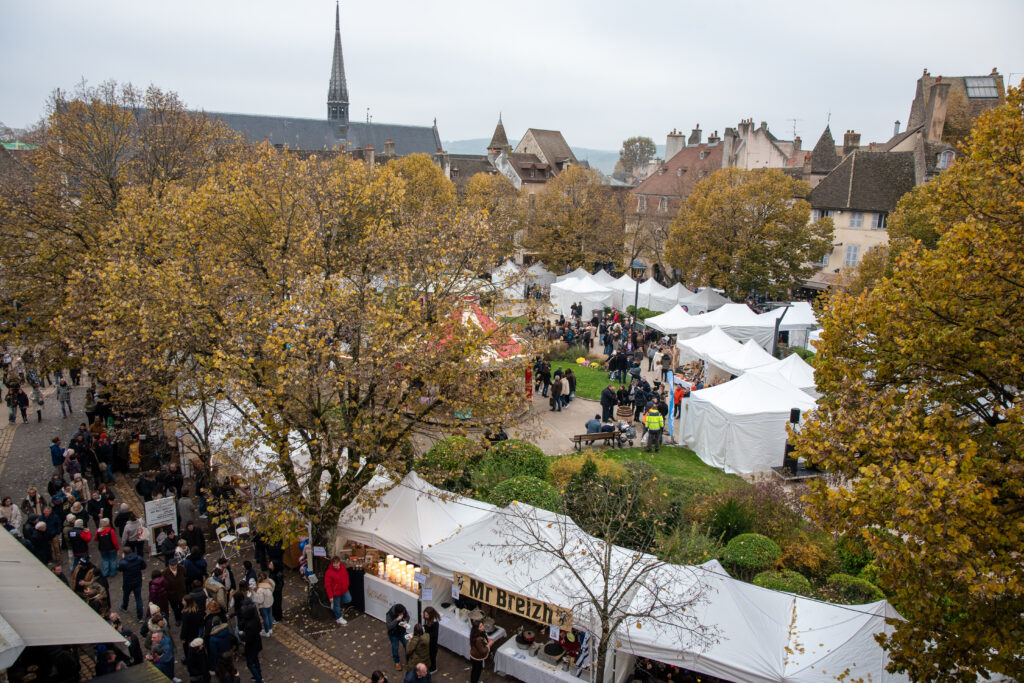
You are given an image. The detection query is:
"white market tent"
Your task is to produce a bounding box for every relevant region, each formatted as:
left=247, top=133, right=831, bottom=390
left=749, top=353, right=818, bottom=396
left=678, top=287, right=731, bottom=314
left=490, top=260, right=524, bottom=300
left=665, top=282, right=695, bottom=303
left=646, top=306, right=693, bottom=336
left=525, top=262, right=557, bottom=289
left=337, top=471, right=496, bottom=566
left=634, top=278, right=677, bottom=312
left=0, top=529, right=125, bottom=669
left=677, top=326, right=743, bottom=364
left=682, top=372, right=817, bottom=473
left=662, top=303, right=776, bottom=348
left=707, top=338, right=778, bottom=377
left=618, top=560, right=908, bottom=683
left=556, top=266, right=592, bottom=282
left=591, top=269, right=617, bottom=285
left=608, top=273, right=637, bottom=309
left=759, top=301, right=819, bottom=330
left=550, top=277, right=614, bottom=317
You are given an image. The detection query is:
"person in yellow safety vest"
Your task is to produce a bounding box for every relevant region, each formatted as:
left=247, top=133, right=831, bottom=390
left=643, top=407, right=665, bottom=453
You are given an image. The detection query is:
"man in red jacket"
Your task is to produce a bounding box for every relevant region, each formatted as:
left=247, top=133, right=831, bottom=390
left=324, top=556, right=351, bottom=625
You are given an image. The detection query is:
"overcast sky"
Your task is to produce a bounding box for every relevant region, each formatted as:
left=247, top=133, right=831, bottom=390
left=3, top=0, right=1022, bottom=151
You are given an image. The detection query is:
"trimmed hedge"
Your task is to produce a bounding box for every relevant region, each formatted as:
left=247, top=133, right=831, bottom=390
left=753, top=569, right=813, bottom=596
left=826, top=573, right=885, bottom=604
left=721, top=533, right=781, bottom=580
left=418, top=436, right=485, bottom=493
left=472, top=439, right=549, bottom=495
left=487, top=476, right=561, bottom=511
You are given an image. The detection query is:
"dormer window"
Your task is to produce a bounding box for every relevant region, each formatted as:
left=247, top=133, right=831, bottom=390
left=637, top=196, right=647, bottom=212
left=937, top=150, right=954, bottom=169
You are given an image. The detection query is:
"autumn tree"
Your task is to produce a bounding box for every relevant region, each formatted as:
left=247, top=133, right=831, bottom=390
left=523, top=165, right=624, bottom=271
left=619, top=136, right=657, bottom=175
left=93, top=144, right=528, bottom=552
left=463, top=172, right=521, bottom=260
left=666, top=167, right=832, bottom=299
left=388, top=152, right=457, bottom=217
left=794, top=82, right=1024, bottom=682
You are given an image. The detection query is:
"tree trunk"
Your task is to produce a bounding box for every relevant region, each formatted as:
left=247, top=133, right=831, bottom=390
left=595, top=632, right=610, bottom=683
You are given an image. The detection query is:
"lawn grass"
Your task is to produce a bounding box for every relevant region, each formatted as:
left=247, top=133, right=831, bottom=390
left=605, top=446, right=747, bottom=492
left=544, top=360, right=609, bottom=401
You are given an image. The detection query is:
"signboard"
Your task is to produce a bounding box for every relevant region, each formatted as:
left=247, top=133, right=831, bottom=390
left=453, top=572, right=573, bottom=629
left=144, top=496, right=177, bottom=535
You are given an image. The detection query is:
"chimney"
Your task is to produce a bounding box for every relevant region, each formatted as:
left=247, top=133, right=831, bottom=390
left=894, top=120, right=900, bottom=137
left=688, top=124, right=702, bottom=146
left=924, top=79, right=951, bottom=142
left=843, top=130, right=861, bottom=156
left=793, top=136, right=801, bottom=152
left=666, top=129, right=686, bottom=160
left=384, top=139, right=395, bottom=156
left=708, top=130, right=720, bottom=144
left=364, top=144, right=375, bottom=168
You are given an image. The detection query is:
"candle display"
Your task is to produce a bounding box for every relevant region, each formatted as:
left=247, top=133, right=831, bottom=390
left=382, top=555, right=422, bottom=592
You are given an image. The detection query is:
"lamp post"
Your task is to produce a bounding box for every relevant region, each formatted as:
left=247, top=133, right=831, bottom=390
left=629, top=259, right=646, bottom=326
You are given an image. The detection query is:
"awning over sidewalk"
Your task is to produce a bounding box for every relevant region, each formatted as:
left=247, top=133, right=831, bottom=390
left=0, top=529, right=124, bottom=669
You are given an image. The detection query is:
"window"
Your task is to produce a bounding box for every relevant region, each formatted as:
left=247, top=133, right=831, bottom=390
left=844, top=244, right=860, bottom=267
left=871, top=213, right=887, bottom=230
left=849, top=211, right=863, bottom=228
left=816, top=250, right=831, bottom=267
left=637, top=196, right=647, bottom=212
left=699, top=151, right=707, bottom=160
left=965, top=76, right=999, bottom=98
left=659, top=197, right=668, bottom=213
left=820, top=209, right=834, bottom=218
left=938, top=150, right=954, bottom=169
left=529, top=169, right=536, bottom=178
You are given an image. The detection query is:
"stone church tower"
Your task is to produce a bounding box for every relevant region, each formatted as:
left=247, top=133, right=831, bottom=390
left=327, top=3, right=349, bottom=125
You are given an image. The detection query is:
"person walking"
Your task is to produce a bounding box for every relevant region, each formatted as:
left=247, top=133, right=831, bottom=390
left=5, top=386, right=17, bottom=424
left=16, top=386, right=29, bottom=423
left=268, top=560, right=285, bottom=622
left=386, top=603, right=410, bottom=671
left=29, top=384, right=43, bottom=422
left=254, top=573, right=275, bottom=636
left=163, top=557, right=188, bottom=625
left=469, top=620, right=493, bottom=683
left=118, top=548, right=148, bottom=620
left=186, top=638, right=211, bottom=683
left=95, top=518, right=120, bottom=577
left=549, top=373, right=562, bottom=412
left=643, top=405, right=665, bottom=453
left=599, top=385, right=617, bottom=422
left=324, top=555, right=351, bottom=625
left=240, top=598, right=265, bottom=683
left=56, top=379, right=72, bottom=418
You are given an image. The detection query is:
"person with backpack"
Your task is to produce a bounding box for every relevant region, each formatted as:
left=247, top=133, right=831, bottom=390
left=118, top=548, right=148, bottom=620
left=95, top=518, right=120, bottom=577
left=67, top=518, right=92, bottom=566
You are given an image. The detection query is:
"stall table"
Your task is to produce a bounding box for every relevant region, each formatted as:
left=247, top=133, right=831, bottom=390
left=494, top=638, right=587, bottom=683
left=363, top=573, right=418, bottom=623
left=436, top=606, right=507, bottom=660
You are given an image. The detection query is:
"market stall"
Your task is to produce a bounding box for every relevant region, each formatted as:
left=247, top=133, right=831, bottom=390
left=607, top=273, right=636, bottom=310
left=677, top=287, right=730, bottom=314
left=590, top=269, right=617, bottom=286
left=556, top=267, right=592, bottom=282
left=549, top=277, right=614, bottom=317
left=758, top=302, right=819, bottom=349
left=495, top=638, right=590, bottom=683
left=645, top=305, right=692, bottom=336
left=748, top=353, right=818, bottom=397
left=664, top=282, right=695, bottom=304
left=632, top=278, right=677, bottom=312
left=434, top=604, right=507, bottom=659
left=705, top=338, right=777, bottom=377
left=491, top=260, right=525, bottom=300
left=363, top=572, right=420, bottom=622
left=526, top=263, right=558, bottom=291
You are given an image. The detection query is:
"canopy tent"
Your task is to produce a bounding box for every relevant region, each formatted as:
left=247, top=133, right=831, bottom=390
left=525, top=262, right=557, bottom=288
left=556, top=266, right=592, bottom=282
left=607, top=273, right=637, bottom=309
left=759, top=301, right=819, bottom=330
left=549, top=277, right=614, bottom=317
left=618, top=560, right=907, bottom=683
left=490, top=260, right=524, bottom=300
left=682, top=372, right=817, bottom=473
left=749, top=353, right=818, bottom=396
left=660, top=303, right=775, bottom=348
left=591, top=269, right=617, bottom=285
left=664, top=282, right=695, bottom=303
left=633, top=278, right=677, bottom=312
left=337, top=471, right=497, bottom=565
left=676, top=327, right=743, bottom=364
left=645, top=306, right=692, bottom=335
left=678, top=287, right=730, bottom=314
left=706, top=338, right=777, bottom=377
left=0, top=529, right=125, bottom=669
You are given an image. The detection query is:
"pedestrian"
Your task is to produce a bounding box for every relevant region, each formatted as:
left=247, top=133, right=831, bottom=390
left=5, top=386, right=17, bottom=424
left=406, top=623, right=431, bottom=672
left=203, top=600, right=234, bottom=667
left=16, top=386, right=29, bottom=423
left=661, top=346, right=673, bottom=381
left=267, top=559, right=285, bottom=622
left=56, top=378, right=72, bottom=417
left=325, top=555, right=352, bottom=624
left=205, top=567, right=229, bottom=612
left=403, top=663, right=431, bottom=683
left=40, top=505, right=61, bottom=559
left=180, top=594, right=204, bottom=644
left=182, top=520, right=206, bottom=557
left=121, top=511, right=146, bottom=556
left=177, top=488, right=197, bottom=529
left=215, top=651, right=241, bottom=683
left=187, top=638, right=211, bottom=683
left=68, top=518, right=92, bottom=566
left=21, top=486, right=46, bottom=517
left=469, top=620, right=493, bottom=683
left=29, top=521, right=52, bottom=564
left=95, top=433, right=114, bottom=483
left=118, top=548, right=148, bottom=620
left=599, top=385, right=617, bottom=422
left=147, top=630, right=175, bottom=680
left=371, top=671, right=389, bottom=683
left=240, top=596, right=265, bottom=683
left=50, top=437, right=65, bottom=477
left=184, top=546, right=208, bottom=585
left=28, top=383, right=44, bottom=422
left=385, top=603, right=411, bottom=671
left=0, top=497, right=23, bottom=536
left=95, top=518, right=121, bottom=577
left=163, top=556, right=188, bottom=624
left=113, top=503, right=132, bottom=538
left=643, top=405, right=665, bottom=453
left=549, top=372, right=562, bottom=412
left=255, top=572, right=275, bottom=636
left=149, top=569, right=171, bottom=619
left=422, top=606, right=440, bottom=674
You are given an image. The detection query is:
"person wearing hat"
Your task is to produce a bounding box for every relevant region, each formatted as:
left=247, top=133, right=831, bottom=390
left=21, top=486, right=46, bottom=517
left=86, top=491, right=105, bottom=529
left=29, top=521, right=52, bottom=564
left=67, top=518, right=93, bottom=566
left=113, top=502, right=132, bottom=538
left=70, top=471, right=90, bottom=503
left=162, top=556, right=187, bottom=624
left=95, top=518, right=120, bottom=577
left=186, top=637, right=211, bottom=683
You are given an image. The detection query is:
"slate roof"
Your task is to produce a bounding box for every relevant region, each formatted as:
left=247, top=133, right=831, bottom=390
left=207, top=111, right=440, bottom=156
left=810, top=126, right=840, bottom=174
left=507, top=152, right=551, bottom=183
left=516, top=129, right=579, bottom=167
left=809, top=151, right=916, bottom=212
left=488, top=118, right=510, bottom=151
left=448, top=154, right=497, bottom=185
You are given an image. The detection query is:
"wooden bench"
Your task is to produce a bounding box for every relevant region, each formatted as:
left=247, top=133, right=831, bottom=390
left=572, top=431, right=618, bottom=451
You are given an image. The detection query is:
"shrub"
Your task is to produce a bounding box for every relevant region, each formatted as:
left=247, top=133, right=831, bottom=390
left=836, top=532, right=873, bottom=575
left=417, top=436, right=485, bottom=493
left=625, top=305, right=659, bottom=320
left=549, top=455, right=627, bottom=490
left=658, top=523, right=723, bottom=565
left=472, top=439, right=549, bottom=496
left=778, top=533, right=839, bottom=581
left=791, top=347, right=816, bottom=364
left=857, top=562, right=881, bottom=586
left=665, top=479, right=720, bottom=529
left=753, top=569, right=813, bottom=596
left=826, top=573, right=885, bottom=604
left=706, top=498, right=754, bottom=542
left=721, top=533, right=781, bottom=580
left=487, top=476, right=561, bottom=511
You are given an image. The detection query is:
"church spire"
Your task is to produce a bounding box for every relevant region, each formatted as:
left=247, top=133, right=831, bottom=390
left=327, top=2, right=349, bottom=124
left=487, top=114, right=510, bottom=157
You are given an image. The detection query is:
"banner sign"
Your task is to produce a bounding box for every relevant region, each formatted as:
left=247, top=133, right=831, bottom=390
left=453, top=572, right=573, bottom=629
left=144, top=496, right=178, bottom=534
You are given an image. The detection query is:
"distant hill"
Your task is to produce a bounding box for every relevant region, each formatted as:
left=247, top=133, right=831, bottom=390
left=441, top=138, right=666, bottom=176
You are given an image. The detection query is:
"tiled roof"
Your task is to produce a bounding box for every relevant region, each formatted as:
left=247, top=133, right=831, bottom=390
left=810, top=126, right=840, bottom=174
left=507, top=152, right=550, bottom=183
left=809, top=151, right=916, bottom=212
left=488, top=119, right=510, bottom=150
left=448, top=154, right=496, bottom=184
left=631, top=142, right=723, bottom=198
left=516, top=129, right=578, bottom=167
left=207, top=111, right=440, bottom=156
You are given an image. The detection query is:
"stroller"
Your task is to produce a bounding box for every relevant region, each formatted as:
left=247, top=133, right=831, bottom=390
left=616, top=420, right=637, bottom=448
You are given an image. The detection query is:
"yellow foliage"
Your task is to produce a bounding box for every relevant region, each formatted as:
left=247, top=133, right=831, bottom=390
left=549, top=455, right=628, bottom=490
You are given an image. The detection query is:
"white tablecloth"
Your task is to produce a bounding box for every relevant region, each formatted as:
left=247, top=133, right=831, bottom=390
left=363, top=573, right=419, bottom=623
left=436, top=607, right=507, bottom=660
left=494, top=639, right=586, bottom=683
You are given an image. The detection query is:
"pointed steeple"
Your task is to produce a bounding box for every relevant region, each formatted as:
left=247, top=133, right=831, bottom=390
left=487, top=114, right=511, bottom=157
left=810, top=125, right=839, bottom=173
left=327, top=3, right=349, bottom=124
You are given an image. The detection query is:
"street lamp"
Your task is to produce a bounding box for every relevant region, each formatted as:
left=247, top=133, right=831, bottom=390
left=630, top=259, right=646, bottom=322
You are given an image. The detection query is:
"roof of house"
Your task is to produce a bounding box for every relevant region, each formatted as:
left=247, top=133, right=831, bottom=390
left=207, top=111, right=440, bottom=156
left=632, top=142, right=724, bottom=198
left=448, top=154, right=497, bottom=184
left=515, top=128, right=579, bottom=167
left=488, top=117, right=510, bottom=151
left=809, top=150, right=916, bottom=212
left=809, top=126, right=840, bottom=174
